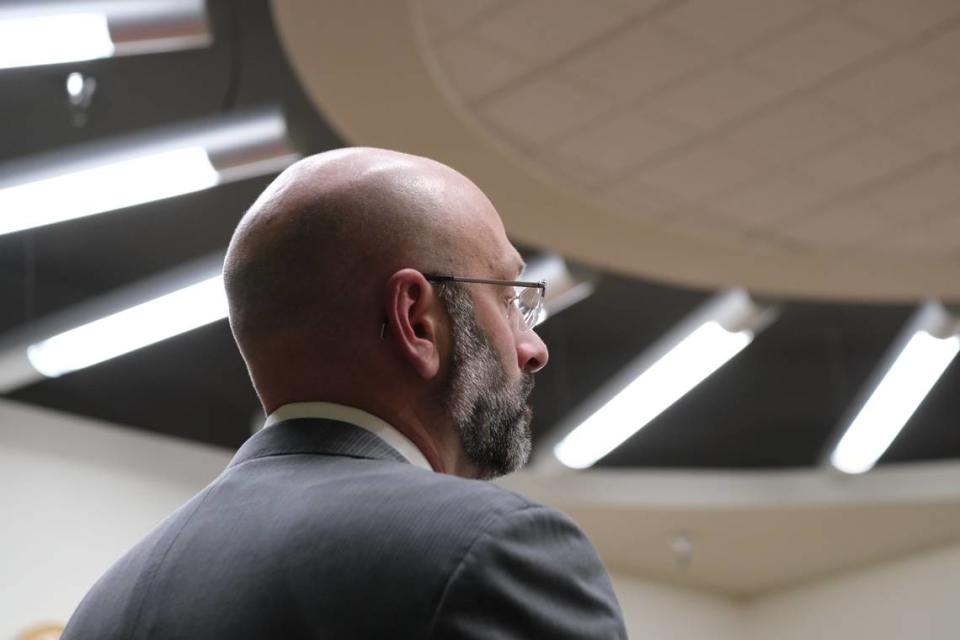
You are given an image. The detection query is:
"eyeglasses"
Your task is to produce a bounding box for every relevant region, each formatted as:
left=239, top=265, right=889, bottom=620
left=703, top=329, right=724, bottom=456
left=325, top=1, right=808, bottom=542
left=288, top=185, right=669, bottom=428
left=424, top=274, right=546, bottom=331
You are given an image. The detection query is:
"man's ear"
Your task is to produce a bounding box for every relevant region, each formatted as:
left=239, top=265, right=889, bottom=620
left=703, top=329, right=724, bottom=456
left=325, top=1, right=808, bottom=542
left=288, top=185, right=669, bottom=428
left=384, top=269, right=443, bottom=380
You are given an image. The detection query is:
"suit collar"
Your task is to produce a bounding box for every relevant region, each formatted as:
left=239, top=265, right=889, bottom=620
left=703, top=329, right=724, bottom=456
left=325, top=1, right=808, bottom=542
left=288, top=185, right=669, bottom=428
left=263, top=402, right=432, bottom=470
left=228, top=418, right=409, bottom=469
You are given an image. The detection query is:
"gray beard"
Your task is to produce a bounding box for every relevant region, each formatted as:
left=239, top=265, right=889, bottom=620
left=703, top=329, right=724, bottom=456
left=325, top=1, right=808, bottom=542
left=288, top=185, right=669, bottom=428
left=439, top=284, right=534, bottom=480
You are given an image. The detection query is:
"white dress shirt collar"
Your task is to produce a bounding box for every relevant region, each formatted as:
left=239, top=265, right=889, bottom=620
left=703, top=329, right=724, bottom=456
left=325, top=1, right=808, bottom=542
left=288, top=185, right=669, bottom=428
left=263, top=401, right=433, bottom=471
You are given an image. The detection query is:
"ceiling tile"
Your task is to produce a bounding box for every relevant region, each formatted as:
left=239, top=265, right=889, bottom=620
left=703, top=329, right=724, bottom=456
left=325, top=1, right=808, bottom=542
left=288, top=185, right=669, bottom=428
left=605, top=0, right=675, bottom=18
left=913, top=209, right=960, bottom=253
left=597, top=180, right=681, bottom=223
left=418, top=0, right=514, bottom=42
left=660, top=209, right=754, bottom=249
left=818, top=52, right=960, bottom=124
left=634, top=146, right=766, bottom=200
left=779, top=200, right=889, bottom=249
left=799, top=134, right=927, bottom=191
left=842, top=0, right=960, bottom=40
left=871, top=231, right=937, bottom=256
left=550, top=108, right=693, bottom=177
left=479, top=76, right=609, bottom=147
left=644, top=64, right=786, bottom=131
left=559, top=24, right=710, bottom=103
left=723, top=100, right=864, bottom=165
left=741, top=16, right=887, bottom=92
left=873, top=206, right=960, bottom=256
left=470, top=0, right=625, bottom=65
left=656, top=0, right=815, bottom=54
left=869, top=160, right=960, bottom=219
left=435, top=36, right=532, bottom=101
left=533, top=147, right=610, bottom=190
left=713, top=173, right=831, bottom=227
left=915, top=25, right=960, bottom=74
left=893, top=90, right=960, bottom=153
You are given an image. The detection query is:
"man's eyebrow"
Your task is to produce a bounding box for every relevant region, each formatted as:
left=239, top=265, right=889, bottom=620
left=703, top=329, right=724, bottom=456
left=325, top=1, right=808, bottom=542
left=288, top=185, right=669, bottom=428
left=515, top=259, right=526, bottom=278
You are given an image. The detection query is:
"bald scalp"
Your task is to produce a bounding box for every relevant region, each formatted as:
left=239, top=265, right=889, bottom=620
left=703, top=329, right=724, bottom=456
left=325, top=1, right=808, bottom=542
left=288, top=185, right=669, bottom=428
left=223, top=148, right=484, bottom=362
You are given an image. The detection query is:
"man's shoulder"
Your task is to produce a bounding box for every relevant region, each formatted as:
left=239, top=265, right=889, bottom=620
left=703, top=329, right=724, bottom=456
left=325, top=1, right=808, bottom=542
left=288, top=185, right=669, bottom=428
left=368, top=461, right=548, bottom=522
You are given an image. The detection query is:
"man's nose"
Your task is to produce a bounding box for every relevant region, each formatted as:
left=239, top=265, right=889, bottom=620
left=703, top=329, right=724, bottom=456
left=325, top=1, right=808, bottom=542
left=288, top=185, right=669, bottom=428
left=517, top=329, right=549, bottom=373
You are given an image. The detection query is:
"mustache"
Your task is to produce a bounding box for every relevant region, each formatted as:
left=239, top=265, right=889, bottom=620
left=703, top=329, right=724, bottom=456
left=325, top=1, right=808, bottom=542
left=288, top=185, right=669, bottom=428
left=519, top=373, right=535, bottom=399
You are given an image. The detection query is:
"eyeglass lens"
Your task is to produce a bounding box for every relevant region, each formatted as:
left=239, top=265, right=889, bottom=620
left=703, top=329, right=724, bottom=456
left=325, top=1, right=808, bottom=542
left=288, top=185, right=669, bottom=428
left=516, top=286, right=543, bottom=329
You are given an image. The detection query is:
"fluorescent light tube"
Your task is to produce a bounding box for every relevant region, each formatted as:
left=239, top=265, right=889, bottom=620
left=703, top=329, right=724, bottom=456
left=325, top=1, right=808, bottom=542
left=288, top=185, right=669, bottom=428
left=0, top=1, right=213, bottom=70
left=0, top=146, right=218, bottom=236
left=0, top=13, right=114, bottom=69
left=555, top=321, right=753, bottom=469
left=27, top=275, right=228, bottom=377
left=830, top=329, right=959, bottom=474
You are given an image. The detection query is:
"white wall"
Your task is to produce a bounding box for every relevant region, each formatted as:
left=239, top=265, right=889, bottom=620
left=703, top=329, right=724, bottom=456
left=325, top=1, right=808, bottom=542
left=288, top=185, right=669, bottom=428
left=747, top=542, right=960, bottom=640
left=611, top=543, right=960, bottom=640
left=0, top=398, right=743, bottom=640
left=0, top=400, right=232, bottom=640
left=609, top=573, right=743, bottom=640
left=4, top=397, right=960, bottom=640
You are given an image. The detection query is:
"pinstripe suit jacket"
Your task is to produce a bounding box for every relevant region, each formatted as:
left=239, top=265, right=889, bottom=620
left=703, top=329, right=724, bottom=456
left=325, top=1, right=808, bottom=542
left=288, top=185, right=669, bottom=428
left=62, top=419, right=627, bottom=639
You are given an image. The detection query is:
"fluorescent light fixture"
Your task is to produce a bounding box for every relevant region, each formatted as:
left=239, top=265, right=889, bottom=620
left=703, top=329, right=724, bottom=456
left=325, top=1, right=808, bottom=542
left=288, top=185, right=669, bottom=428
left=830, top=302, right=960, bottom=475
left=0, top=1, right=211, bottom=70
left=0, top=147, right=218, bottom=236
left=550, top=289, right=777, bottom=470
left=0, top=13, right=113, bottom=69
left=555, top=321, right=752, bottom=469
left=0, top=109, right=299, bottom=237
left=27, top=274, right=227, bottom=377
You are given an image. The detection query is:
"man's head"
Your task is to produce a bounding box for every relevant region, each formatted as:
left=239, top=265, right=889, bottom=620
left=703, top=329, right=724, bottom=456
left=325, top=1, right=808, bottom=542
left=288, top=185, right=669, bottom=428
left=223, top=147, right=548, bottom=478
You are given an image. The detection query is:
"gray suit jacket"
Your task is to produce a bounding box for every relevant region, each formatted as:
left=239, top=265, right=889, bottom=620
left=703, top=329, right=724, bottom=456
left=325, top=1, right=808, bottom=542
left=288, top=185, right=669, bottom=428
left=62, top=419, right=627, bottom=638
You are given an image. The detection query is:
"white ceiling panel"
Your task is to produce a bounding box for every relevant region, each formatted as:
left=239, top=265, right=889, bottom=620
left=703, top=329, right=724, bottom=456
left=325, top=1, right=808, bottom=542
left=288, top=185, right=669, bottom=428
left=417, top=0, right=514, bottom=43
left=800, top=134, right=927, bottom=191
left=876, top=211, right=960, bottom=257
left=818, top=52, right=960, bottom=124
left=597, top=180, right=680, bottom=223
left=741, top=15, right=886, bottom=91
left=558, top=23, right=710, bottom=103
left=868, top=160, right=960, bottom=220
left=655, top=0, right=816, bottom=54
left=479, top=75, right=609, bottom=146
left=552, top=109, right=693, bottom=178
left=644, top=64, right=786, bottom=131
left=893, top=90, right=960, bottom=152
left=470, top=0, right=625, bottom=65
left=722, top=100, right=864, bottom=165
left=778, top=200, right=889, bottom=250
left=842, top=0, right=960, bottom=40
left=408, top=0, right=960, bottom=291
left=713, top=174, right=832, bottom=227
left=916, top=25, right=960, bottom=73
left=633, top=146, right=766, bottom=200
left=434, top=36, right=533, bottom=101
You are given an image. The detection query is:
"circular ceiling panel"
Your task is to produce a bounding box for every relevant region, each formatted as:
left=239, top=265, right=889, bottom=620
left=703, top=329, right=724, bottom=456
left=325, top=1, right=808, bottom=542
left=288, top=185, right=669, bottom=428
left=271, top=0, right=960, bottom=302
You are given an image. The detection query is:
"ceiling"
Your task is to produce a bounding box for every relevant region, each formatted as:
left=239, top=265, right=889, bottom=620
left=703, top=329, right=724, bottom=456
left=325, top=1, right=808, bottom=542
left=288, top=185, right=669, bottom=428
left=422, top=0, right=960, bottom=270
left=499, top=460, right=960, bottom=597
left=274, top=0, right=960, bottom=300
left=423, top=0, right=960, bottom=294
left=0, top=0, right=958, bottom=474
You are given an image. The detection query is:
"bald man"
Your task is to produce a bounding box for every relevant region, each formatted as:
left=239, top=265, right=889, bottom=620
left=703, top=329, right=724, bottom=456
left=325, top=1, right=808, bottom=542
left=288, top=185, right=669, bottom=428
left=62, top=148, right=627, bottom=639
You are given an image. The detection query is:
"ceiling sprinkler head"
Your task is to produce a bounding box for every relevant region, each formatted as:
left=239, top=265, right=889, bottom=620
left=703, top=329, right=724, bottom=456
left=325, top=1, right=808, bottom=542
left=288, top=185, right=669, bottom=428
left=671, top=532, right=693, bottom=570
